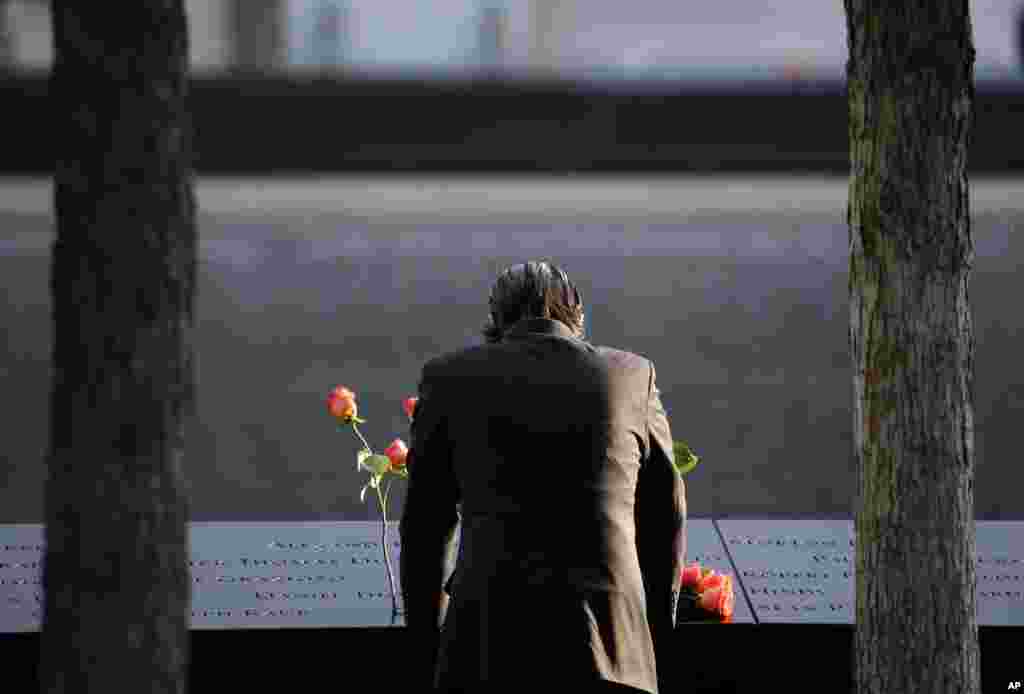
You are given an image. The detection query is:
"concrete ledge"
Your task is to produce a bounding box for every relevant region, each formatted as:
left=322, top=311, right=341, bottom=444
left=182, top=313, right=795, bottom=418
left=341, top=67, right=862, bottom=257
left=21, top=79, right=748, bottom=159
left=2, top=519, right=1020, bottom=631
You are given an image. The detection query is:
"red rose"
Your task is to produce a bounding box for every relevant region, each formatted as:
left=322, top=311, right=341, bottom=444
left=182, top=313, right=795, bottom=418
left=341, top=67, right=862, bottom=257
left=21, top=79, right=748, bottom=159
left=403, top=397, right=418, bottom=420
left=695, top=567, right=719, bottom=593
left=698, top=584, right=735, bottom=619
left=327, top=386, right=357, bottom=422
left=700, top=573, right=731, bottom=593
left=680, top=563, right=703, bottom=590
left=384, top=439, right=408, bottom=471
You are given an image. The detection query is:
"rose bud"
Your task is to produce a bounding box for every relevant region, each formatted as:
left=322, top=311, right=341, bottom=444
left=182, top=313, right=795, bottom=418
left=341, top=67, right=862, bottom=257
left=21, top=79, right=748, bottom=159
left=698, top=584, right=735, bottom=619
left=384, top=439, right=409, bottom=471
left=680, top=563, right=703, bottom=591
left=327, top=386, right=358, bottom=422
left=403, top=397, right=418, bottom=420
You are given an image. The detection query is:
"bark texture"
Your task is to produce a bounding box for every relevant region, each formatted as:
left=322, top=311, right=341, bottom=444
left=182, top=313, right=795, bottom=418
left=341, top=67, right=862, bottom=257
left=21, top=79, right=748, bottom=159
left=40, top=3, right=195, bottom=693
left=845, top=2, right=980, bottom=693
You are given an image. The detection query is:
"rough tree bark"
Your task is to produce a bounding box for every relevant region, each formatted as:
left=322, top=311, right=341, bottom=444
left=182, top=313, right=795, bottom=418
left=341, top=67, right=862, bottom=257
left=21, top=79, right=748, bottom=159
left=845, top=2, right=979, bottom=693
left=40, top=3, right=195, bottom=693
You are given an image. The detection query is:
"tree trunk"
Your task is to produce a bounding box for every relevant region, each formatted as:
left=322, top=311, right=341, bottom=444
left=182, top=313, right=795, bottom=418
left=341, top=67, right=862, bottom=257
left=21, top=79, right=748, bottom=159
left=41, top=3, right=195, bottom=693
left=845, top=2, right=980, bottom=693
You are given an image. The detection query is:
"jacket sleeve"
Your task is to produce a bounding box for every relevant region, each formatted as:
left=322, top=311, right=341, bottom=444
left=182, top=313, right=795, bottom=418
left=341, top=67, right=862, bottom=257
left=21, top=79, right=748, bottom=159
left=399, top=358, right=461, bottom=680
left=635, top=361, right=686, bottom=663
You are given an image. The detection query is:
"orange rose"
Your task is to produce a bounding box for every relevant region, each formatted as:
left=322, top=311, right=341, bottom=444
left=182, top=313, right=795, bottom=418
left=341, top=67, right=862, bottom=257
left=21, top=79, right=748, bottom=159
left=680, top=563, right=703, bottom=591
left=698, top=584, right=735, bottom=619
left=327, top=386, right=358, bottom=422
left=384, top=439, right=408, bottom=471
left=695, top=567, right=718, bottom=593
left=700, top=573, right=732, bottom=594
left=403, top=397, right=418, bottom=420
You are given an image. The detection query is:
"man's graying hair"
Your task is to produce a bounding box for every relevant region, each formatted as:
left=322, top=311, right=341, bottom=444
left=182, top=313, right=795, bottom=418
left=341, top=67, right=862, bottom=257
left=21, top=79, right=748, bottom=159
left=482, top=261, right=586, bottom=343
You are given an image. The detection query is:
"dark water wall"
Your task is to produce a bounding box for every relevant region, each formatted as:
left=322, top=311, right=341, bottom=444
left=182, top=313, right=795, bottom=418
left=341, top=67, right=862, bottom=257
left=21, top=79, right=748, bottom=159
left=2, top=188, right=1021, bottom=523
left=2, top=72, right=1024, bottom=174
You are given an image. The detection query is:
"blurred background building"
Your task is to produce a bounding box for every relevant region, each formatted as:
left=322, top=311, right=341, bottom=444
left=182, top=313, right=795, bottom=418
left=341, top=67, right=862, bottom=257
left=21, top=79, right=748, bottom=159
left=3, top=0, right=1023, bottom=81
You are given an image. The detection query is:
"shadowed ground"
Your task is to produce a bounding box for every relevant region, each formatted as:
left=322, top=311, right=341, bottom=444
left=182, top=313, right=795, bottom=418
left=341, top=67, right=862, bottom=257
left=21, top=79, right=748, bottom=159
left=1, top=175, right=1020, bottom=522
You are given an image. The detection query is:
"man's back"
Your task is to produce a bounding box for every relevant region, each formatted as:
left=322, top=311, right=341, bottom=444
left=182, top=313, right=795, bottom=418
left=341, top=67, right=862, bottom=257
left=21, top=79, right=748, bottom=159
left=440, top=319, right=651, bottom=598
left=401, top=317, right=685, bottom=694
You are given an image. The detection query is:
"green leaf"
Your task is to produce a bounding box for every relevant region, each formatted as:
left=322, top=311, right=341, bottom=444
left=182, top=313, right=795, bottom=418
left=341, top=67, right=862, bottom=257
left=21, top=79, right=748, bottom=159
left=359, top=483, right=370, bottom=503
left=676, top=456, right=699, bottom=476
left=673, top=440, right=700, bottom=476
left=351, top=416, right=367, bottom=425
left=357, top=448, right=372, bottom=470
left=360, top=454, right=392, bottom=476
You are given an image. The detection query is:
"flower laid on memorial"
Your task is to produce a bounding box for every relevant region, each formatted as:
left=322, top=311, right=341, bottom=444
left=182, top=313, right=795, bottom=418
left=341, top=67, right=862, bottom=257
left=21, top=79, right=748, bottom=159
left=327, top=384, right=418, bottom=616
left=678, top=561, right=735, bottom=621
left=680, top=563, right=703, bottom=589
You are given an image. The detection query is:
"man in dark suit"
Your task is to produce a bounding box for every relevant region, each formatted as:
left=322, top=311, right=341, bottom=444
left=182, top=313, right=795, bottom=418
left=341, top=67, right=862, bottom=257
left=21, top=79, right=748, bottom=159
left=400, top=261, right=686, bottom=694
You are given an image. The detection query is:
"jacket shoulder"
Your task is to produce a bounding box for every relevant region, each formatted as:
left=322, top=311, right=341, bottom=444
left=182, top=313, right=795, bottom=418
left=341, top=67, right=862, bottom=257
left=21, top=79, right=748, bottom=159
left=592, top=344, right=652, bottom=371
left=424, top=342, right=652, bottom=374
left=421, top=343, right=490, bottom=374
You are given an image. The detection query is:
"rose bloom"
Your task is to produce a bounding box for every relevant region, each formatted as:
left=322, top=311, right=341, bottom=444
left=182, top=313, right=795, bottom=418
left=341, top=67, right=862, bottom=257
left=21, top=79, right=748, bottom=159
left=695, top=568, right=719, bottom=593
left=680, top=563, right=703, bottom=591
left=698, top=584, right=735, bottom=619
left=327, top=386, right=357, bottom=422
left=384, top=439, right=409, bottom=471
left=403, top=397, right=418, bottom=420
left=700, top=573, right=732, bottom=594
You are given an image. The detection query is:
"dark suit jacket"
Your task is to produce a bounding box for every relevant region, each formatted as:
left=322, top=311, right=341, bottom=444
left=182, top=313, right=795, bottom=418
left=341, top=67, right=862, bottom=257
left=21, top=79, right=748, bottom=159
left=399, top=318, right=686, bottom=694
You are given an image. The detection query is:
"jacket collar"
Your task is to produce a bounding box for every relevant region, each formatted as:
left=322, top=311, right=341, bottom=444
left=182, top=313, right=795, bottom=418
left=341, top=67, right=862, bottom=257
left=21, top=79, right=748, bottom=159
left=502, top=317, right=578, bottom=342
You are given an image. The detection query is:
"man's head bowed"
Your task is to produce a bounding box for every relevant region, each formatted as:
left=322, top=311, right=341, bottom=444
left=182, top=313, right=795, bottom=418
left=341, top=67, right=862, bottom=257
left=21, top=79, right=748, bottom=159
left=482, top=260, right=586, bottom=343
